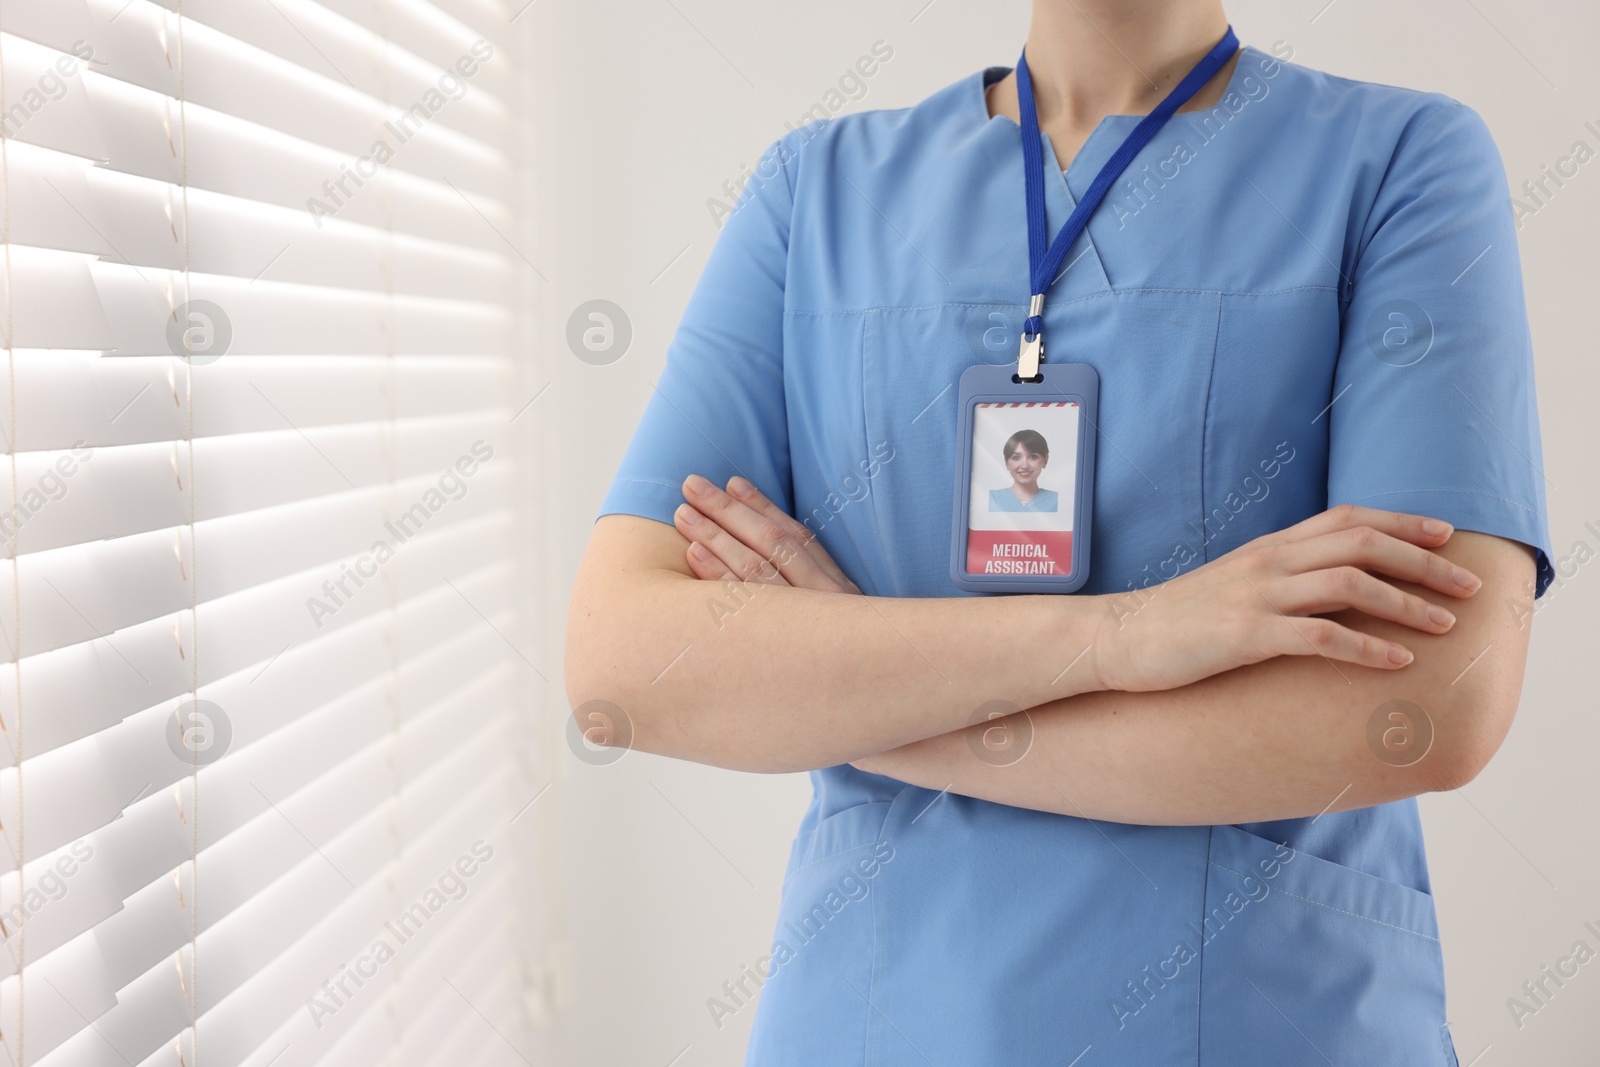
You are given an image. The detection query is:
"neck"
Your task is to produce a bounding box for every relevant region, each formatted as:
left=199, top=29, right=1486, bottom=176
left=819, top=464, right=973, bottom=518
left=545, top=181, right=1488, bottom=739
left=1022, top=1, right=1231, bottom=123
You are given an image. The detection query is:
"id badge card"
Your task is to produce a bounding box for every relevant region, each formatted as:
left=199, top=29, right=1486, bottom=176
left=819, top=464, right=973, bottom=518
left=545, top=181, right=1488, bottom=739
left=949, top=362, right=1098, bottom=594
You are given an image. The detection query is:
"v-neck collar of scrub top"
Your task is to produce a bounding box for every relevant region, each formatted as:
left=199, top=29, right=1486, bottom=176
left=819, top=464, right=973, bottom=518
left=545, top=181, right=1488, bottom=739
left=971, top=44, right=1262, bottom=296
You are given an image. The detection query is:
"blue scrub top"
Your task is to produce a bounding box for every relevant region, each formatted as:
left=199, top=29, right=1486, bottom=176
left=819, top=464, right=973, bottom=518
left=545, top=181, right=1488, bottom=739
left=989, top=486, right=1060, bottom=512
left=596, top=44, right=1554, bottom=1067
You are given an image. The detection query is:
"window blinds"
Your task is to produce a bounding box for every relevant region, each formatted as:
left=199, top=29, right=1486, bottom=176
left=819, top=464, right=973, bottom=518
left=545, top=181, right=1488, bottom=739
left=0, top=0, right=542, bottom=1063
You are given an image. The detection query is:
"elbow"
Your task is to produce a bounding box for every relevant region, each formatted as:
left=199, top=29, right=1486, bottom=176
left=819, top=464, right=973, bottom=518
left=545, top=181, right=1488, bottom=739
left=1424, top=735, right=1501, bottom=794
left=564, top=613, right=801, bottom=774
left=1425, top=746, right=1492, bottom=794
left=1420, top=688, right=1520, bottom=793
left=1356, top=681, right=1518, bottom=800
left=563, top=628, right=641, bottom=759
left=566, top=694, right=637, bottom=758
left=563, top=566, right=826, bottom=774
left=563, top=574, right=662, bottom=762
left=564, top=520, right=776, bottom=768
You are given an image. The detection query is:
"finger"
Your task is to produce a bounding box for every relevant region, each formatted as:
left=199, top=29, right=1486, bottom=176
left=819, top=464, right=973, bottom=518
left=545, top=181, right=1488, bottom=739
left=1271, top=567, right=1456, bottom=635
left=681, top=475, right=841, bottom=590
left=725, top=476, right=859, bottom=591
left=673, top=501, right=791, bottom=587
left=1265, top=615, right=1416, bottom=671
left=1277, top=526, right=1482, bottom=599
left=683, top=539, right=736, bottom=582
left=1261, top=504, right=1455, bottom=551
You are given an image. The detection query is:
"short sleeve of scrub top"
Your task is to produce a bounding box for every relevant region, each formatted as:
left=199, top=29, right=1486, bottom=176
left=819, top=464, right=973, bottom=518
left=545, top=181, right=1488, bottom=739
left=594, top=46, right=1554, bottom=1067
left=1324, top=101, right=1555, bottom=602
left=596, top=133, right=801, bottom=528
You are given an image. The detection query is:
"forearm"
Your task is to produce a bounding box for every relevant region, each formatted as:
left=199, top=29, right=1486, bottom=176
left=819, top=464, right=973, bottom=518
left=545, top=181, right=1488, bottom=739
left=854, top=534, right=1535, bottom=824
left=854, top=643, right=1449, bottom=824
left=567, top=521, right=1105, bottom=772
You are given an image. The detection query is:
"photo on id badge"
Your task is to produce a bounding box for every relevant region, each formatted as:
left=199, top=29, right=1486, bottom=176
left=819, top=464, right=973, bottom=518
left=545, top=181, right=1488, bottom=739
left=967, top=402, right=1078, bottom=578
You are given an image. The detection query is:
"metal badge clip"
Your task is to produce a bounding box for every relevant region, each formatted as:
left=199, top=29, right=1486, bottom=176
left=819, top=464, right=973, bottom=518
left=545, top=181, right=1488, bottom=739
left=1017, top=293, right=1044, bottom=379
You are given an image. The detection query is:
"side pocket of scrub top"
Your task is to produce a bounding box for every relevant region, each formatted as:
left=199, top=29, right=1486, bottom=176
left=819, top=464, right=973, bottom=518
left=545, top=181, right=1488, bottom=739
left=741, top=798, right=897, bottom=1067
left=1198, top=824, right=1453, bottom=1066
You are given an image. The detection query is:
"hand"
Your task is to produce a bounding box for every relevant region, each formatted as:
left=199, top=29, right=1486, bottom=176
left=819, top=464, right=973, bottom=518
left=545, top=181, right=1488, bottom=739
left=1090, top=504, right=1482, bottom=693
left=673, top=474, right=861, bottom=594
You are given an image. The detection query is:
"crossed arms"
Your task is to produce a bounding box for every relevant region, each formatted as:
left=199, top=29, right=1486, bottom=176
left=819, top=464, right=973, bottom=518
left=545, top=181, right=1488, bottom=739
left=565, top=482, right=1536, bottom=826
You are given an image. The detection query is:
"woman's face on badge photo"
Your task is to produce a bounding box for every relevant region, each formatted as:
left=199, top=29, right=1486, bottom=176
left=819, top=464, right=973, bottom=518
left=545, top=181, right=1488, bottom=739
left=1006, top=442, right=1048, bottom=486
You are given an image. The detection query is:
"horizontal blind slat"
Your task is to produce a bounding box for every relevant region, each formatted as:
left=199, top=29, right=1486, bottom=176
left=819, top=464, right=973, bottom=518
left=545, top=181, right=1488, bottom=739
left=87, top=5, right=512, bottom=199
left=0, top=0, right=95, bottom=54
left=0, top=31, right=106, bottom=160
left=81, top=169, right=512, bottom=298
left=6, top=504, right=510, bottom=660
left=3, top=144, right=117, bottom=256
left=0, top=561, right=512, bottom=770
left=3, top=353, right=510, bottom=453
left=0, top=248, right=116, bottom=349
left=82, top=73, right=515, bottom=252
left=123, top=0, right=514, bottom=141
left=3, top=423, right=506, bottom=565
left=90, top=261, right=508, bottom=357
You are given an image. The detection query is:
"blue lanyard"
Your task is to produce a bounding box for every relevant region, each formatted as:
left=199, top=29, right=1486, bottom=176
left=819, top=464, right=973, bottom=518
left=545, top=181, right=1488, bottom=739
left=1015, top=27, right=1239, bottom=368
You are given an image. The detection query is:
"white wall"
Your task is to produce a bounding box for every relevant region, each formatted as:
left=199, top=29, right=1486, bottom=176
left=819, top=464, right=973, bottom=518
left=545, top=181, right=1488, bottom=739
left=536, top=2, right=1600, bottom=1064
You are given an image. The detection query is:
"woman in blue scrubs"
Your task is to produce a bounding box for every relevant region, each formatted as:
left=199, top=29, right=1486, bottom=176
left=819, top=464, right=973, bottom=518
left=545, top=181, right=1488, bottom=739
left=576, top=1, right=1556, bottom=1063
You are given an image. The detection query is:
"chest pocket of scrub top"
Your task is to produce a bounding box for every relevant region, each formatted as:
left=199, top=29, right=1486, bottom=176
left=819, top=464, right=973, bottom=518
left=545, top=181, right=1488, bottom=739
left=1199, top=824, right=1454, bottom=1065
left=857, top=292, right=1223, bottom=598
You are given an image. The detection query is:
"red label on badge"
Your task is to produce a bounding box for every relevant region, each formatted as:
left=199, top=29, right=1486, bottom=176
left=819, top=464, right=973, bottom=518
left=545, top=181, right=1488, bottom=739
left=966, top=530, right=1073, bottom=575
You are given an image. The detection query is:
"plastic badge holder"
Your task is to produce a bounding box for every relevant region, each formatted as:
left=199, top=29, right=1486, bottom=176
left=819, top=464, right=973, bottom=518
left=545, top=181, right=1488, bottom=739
left=949, top=361, right=1098, bottom=594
